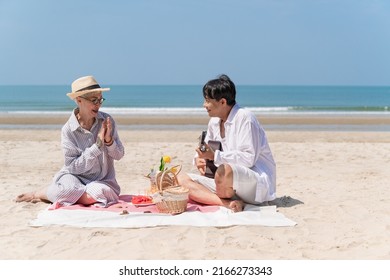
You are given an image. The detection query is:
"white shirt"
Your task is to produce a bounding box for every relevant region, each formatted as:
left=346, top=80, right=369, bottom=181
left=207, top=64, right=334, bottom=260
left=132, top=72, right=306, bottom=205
left=204, top=104, right=276, bottom=202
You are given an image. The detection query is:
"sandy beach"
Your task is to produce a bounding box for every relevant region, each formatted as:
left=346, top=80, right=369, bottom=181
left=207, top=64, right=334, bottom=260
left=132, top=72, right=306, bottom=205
left=1, top=114, right=390, bottom=260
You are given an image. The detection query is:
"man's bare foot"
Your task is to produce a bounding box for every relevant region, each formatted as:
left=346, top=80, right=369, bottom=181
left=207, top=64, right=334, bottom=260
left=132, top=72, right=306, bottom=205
left=221, top=199, right=245, bottom=212
left=229, top=200, right=245, bottom=212
left=15, top=192, right=42, bottom=203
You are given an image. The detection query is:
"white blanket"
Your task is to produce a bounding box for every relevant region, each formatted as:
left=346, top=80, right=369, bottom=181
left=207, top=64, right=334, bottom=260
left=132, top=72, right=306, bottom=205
left=30, top=204, right=297, bottom=228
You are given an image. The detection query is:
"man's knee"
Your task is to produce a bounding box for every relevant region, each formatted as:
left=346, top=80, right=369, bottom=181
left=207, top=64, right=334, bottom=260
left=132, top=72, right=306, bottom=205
left=215, top=164, right=235, bottom=198
left=215, top=164, right=233, bottom=182
left=177, top=173, right=192, bottom=185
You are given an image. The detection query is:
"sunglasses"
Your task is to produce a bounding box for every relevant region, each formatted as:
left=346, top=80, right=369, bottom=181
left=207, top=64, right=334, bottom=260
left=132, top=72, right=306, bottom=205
left=80, top=96, right=105, bottom=105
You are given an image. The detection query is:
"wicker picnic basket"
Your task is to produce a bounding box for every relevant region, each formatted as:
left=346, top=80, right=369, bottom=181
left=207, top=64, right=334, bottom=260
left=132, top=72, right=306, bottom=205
left=151, top=165, right=189, bottom=214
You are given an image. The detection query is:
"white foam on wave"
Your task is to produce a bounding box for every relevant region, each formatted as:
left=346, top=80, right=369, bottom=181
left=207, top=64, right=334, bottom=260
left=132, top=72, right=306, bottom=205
left=5, top=106, right=390, bottom=116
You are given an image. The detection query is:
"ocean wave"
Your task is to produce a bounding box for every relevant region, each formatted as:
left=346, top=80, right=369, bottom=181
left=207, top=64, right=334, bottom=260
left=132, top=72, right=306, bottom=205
left=104, top=107, right=297, bottom=115
left=6, top=107, right=292, bottom=115
left=5, top=106, right=390, bottom=116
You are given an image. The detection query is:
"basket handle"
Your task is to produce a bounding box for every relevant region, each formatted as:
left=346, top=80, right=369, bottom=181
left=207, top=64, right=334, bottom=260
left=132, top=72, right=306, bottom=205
left=158, top=165, right=181, bottom=192
left=170, top=164, right=182, bottom=176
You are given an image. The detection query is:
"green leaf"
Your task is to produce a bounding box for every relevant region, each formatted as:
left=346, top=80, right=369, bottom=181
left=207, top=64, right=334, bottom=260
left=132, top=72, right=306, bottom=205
left=159, top=156, right=165, bottom=171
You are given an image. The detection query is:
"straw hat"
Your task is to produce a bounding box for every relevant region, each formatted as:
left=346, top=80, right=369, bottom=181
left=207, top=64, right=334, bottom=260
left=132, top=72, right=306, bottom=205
left=67, top=75, right=110, bottom=100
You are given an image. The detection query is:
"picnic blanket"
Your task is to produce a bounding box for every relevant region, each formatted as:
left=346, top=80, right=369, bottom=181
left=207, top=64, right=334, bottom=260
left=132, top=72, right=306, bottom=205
left=30, top=195, right=297, bottom=228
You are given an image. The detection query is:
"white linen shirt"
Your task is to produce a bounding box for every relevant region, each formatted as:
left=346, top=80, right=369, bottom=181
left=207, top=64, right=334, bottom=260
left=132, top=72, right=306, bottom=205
left=204, top=104, right=276, bottom=203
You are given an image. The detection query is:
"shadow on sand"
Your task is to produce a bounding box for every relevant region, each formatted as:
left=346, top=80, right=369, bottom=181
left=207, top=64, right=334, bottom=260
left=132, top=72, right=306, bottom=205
left=268, top=195, right=304, bottom=208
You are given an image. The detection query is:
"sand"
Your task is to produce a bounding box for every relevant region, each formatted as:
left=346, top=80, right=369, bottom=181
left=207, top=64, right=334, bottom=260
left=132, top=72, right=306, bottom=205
left=1, top=114, right=390, bottom=260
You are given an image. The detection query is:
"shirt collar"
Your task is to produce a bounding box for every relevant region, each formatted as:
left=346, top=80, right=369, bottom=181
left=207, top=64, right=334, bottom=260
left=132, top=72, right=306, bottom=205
left=69, top=108, right=105, bottom=132
left=224, top=103, right=240, bottom=124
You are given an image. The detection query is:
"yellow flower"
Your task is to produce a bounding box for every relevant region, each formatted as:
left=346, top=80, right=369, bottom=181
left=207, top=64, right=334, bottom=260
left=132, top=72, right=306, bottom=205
left=162, top=155, right=171, bottom=163
left=159, top=155, right=171, bottom=171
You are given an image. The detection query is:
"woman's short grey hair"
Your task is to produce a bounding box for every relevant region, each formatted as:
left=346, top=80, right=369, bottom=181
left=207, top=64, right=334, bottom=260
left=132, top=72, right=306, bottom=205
left=74, top=91, right=102, bottom=105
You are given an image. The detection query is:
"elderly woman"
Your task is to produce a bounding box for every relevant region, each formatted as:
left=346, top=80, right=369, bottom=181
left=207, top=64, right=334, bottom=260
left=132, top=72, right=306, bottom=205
left=15, top=76, right=125, bottom=207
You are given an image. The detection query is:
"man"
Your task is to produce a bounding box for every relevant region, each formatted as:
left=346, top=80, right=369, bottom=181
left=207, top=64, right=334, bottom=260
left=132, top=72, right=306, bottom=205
left=178, top=74, right=276, bottom=212
left=15, top=75, right=125, bottom=207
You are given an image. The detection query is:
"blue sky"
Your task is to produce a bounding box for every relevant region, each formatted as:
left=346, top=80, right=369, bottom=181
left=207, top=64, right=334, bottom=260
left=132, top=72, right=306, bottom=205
left=0, top=0, right=389, bottom=85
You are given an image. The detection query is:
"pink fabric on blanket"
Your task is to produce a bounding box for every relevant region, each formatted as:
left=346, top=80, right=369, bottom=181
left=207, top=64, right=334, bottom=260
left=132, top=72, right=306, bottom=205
left=48, top=194, right=220, bottom=213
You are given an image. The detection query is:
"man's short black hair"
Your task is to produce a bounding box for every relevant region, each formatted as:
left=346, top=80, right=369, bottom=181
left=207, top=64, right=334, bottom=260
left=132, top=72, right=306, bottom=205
left=203, top=74, right=236, bottom=106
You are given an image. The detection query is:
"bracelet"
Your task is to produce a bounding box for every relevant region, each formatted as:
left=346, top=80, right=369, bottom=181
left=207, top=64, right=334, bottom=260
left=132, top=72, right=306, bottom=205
left=105, top=138, right=114, bottom=146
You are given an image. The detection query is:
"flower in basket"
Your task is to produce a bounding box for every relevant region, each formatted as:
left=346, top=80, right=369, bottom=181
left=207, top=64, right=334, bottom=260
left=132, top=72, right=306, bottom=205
left=146, top=155, right=173, bottom=177
left=144, top=155, right=188, bottom=214
left=159, top=155, right=179, bottom=173
left=146, top=155, right=178, bottom=193
left=159, top=155, right=171, bottom=172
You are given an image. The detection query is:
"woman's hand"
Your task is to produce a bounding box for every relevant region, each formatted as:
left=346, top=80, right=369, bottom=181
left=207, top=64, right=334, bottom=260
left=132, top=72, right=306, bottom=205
left=104, top=117, right=113, bottom=145
left=97, top=119, right=106, bottom=145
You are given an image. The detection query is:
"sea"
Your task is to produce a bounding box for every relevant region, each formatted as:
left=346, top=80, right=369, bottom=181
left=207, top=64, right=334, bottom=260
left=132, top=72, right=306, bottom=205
left=1, top=85, right=390, bottom=130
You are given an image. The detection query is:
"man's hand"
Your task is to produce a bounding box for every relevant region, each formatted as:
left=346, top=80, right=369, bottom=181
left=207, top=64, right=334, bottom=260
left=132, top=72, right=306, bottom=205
left=196, top=143, right=215, bottom=161
left=195, top=157, right=206, bottom=175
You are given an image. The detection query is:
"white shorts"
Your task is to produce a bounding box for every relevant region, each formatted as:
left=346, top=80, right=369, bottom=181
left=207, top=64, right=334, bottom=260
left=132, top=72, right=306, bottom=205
left=188, top=164, right=261, bottom=204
